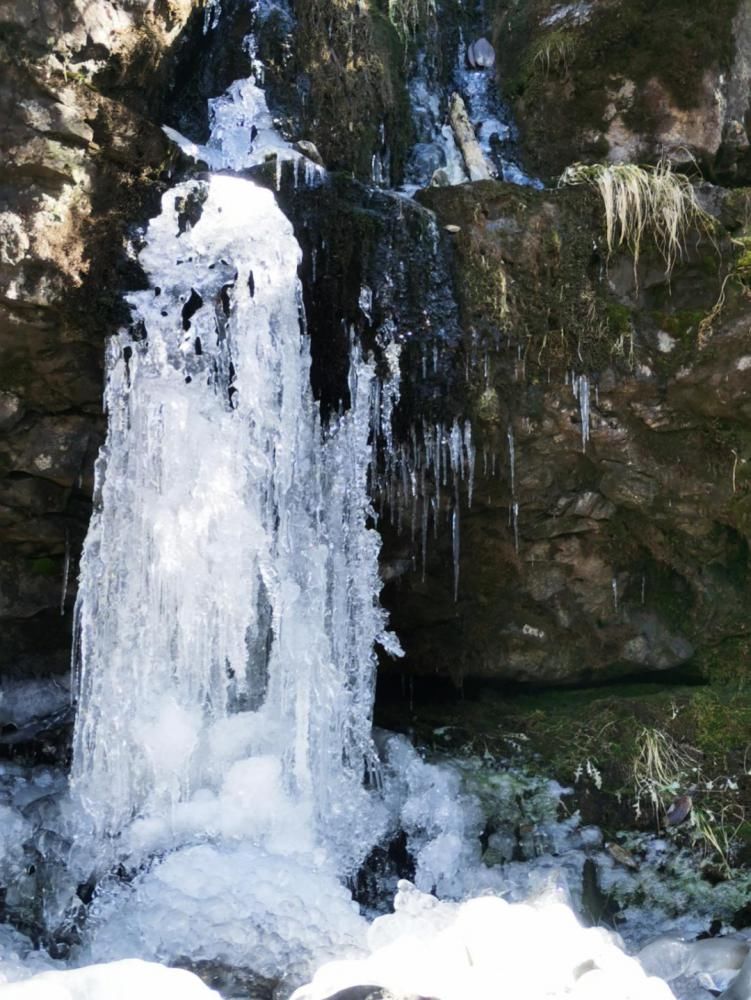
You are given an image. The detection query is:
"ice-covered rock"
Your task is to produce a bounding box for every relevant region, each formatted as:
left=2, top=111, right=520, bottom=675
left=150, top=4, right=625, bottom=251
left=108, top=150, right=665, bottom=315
left=81, top=843, right=368, bottom=984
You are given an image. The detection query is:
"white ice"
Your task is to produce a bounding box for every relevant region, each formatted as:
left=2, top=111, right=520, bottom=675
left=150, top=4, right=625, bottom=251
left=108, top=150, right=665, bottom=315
left=0, top=958, right=220, bottom=998
left=292, top=882, right=677, bottom=1000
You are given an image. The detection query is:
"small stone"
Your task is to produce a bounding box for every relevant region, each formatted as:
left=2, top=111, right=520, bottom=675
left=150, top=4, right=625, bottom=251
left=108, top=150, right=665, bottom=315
left=444, top=224, right=461, bottom=234
left=467, top=37, right=495, bottom=69
left=295, top=139, right=324, bottom=167
left=0, top=391, right=24, bottom=431
left=665, top=794, right=692, bottom=827
left=605, top=842, right=639, bottom=870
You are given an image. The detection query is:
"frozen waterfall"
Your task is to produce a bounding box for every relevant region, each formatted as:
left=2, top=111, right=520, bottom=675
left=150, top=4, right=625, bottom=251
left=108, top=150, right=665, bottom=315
left=70, top=173, right=398, bottom=870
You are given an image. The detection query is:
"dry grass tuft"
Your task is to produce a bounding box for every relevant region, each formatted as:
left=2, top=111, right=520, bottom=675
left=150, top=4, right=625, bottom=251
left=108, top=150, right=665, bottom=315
left=560, top=159, right=714, bottom=281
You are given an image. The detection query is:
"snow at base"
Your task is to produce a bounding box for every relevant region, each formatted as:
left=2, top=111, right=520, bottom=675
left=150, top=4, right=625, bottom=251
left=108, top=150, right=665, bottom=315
left=292, top=882, right=675, bottom=1000
left=0, top=958, right=220, bottom=999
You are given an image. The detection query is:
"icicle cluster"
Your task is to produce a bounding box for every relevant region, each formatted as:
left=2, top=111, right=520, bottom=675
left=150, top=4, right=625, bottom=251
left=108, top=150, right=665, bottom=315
left=372, top=419, right=475, bottom=600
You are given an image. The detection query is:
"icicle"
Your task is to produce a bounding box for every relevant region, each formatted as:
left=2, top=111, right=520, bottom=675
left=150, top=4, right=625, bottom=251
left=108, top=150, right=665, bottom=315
left=359, top=285, right=373, bottom=323
left=612, top=576, right=619, bottom=613
left=449, top=420, right=464, bottom=482
left=434, top=424, right=442, bottom=514
left=452, top=503, right=460, bottom=602
left=574, top=374, right=591, bottom=453
left=641, top=574, right=646, bottom=605
left=512, top=501, right=519, bottom=553
left=507, top=424, right=515, bottom=498
left=420, top=470, right=429, bottom=581
left=60, top=527, right=71, bottom=615
left=464, top=421, right=475, bottom=508
left=203, top=0, right=222, bottom=33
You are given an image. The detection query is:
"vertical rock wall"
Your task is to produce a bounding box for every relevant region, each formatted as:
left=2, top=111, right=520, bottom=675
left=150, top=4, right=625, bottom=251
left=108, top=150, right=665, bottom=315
left=0, top=0, right=205, bottom=676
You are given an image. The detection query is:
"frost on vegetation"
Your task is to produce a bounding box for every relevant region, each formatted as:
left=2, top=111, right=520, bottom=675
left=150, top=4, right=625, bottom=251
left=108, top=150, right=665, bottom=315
left=542, top=2, right=593, bottom=26
left=599, top=833, right=751, bottom=944
left=559, top=160, right=715, bottom=280
left=292, top=881, right=676, bottom=1000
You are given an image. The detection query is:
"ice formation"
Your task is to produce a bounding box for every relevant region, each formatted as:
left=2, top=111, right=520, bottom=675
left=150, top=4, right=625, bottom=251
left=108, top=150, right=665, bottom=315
left=63, top=2, right=404, bottom=972
left=573, top=373, right=591, bottom=452
left=1, top=4, right=739, bottom=1000
left=402, top=30, right=543, bottom=193
left=292, top=881, right=677, bottom=1000
left=374, top=419, right=476, bottom=592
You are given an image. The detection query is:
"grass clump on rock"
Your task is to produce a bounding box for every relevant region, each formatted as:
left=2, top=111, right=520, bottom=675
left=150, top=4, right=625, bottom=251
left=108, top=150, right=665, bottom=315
left=559, top=159, right=715, bottom=280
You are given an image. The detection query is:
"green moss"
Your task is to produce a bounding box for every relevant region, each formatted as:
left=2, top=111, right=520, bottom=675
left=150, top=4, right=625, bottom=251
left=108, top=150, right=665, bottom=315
left=294, top=0, right=412, bottom=181
left=496, top=0, right=741, bottom=176
left=381, top=679, right=751, bottom=860
left=524, top=27, right=577, bottom=81
left=28, top=556, right=57, bottom=577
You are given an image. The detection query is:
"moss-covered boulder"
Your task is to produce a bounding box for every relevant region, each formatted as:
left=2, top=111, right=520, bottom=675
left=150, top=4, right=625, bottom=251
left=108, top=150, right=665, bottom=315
left=492, top=0, right=751, bottom=183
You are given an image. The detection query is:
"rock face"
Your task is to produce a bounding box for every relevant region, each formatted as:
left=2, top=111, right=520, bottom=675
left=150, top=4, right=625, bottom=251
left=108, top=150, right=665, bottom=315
left=3, top=0, right=751, bottom=694
left=493, top=0, right=751, bottom=183
left=379, top=181, right=751, bottom=685
left=0, top=0, right=206, bottom=677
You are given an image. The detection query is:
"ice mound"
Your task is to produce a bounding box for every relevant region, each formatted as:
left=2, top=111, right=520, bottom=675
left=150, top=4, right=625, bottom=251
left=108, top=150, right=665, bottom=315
left=0, top=958, right=220, bottom=998
left=291, top=880, right=676, bottom=1000
left=82, top=843, right=368, bottom=983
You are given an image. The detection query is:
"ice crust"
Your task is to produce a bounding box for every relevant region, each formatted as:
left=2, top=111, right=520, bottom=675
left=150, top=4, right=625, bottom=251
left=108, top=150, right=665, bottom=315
left=82, top=844, right=368, bottom=980
left=0, top=677, right=70, bottom=729
left=0, top=925, right=58, bottom=984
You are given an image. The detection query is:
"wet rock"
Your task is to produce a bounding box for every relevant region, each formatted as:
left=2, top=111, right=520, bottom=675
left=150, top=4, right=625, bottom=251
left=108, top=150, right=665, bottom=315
left=467, top=37, right=496, bottom=69
left=406, top=143, right=447, bottom=187
left=379, top=180, right=751, bottom=685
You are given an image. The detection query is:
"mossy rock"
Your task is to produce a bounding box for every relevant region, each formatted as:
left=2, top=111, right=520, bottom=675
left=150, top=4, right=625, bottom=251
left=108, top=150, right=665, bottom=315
left=492, top=0, right=742, bottom=179
left=292, top=0, right=413, bottom=181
